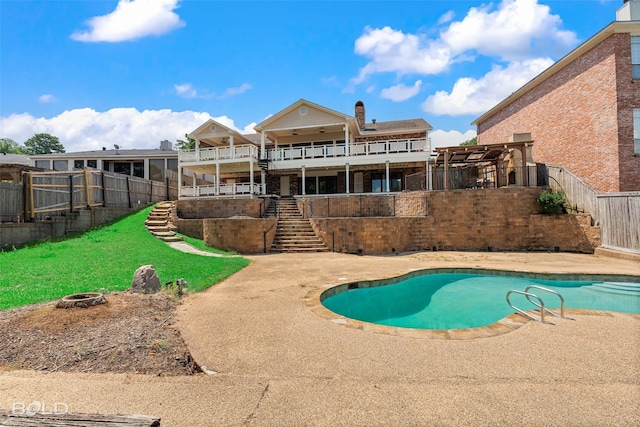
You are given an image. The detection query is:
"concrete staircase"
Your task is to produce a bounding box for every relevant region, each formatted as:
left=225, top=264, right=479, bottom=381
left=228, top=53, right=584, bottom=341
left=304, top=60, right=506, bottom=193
left=145, top=202, right=183, bottom=243
left=271, top=198, right=329, bottom=253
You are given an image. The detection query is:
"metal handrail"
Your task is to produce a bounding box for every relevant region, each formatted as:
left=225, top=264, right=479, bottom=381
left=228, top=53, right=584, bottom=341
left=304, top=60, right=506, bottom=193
left=525, top=285, right=567, bottom=319
left=506, top=290, right=546, bottom=323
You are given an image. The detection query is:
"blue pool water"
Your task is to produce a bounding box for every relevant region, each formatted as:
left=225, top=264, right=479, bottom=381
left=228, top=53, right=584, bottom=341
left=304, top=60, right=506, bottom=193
left=322, top=272, right=640, bottom=330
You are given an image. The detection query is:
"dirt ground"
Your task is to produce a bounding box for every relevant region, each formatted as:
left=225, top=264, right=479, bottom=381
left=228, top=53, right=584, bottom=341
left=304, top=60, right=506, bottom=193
left=0, top=292, right=198, bottom=376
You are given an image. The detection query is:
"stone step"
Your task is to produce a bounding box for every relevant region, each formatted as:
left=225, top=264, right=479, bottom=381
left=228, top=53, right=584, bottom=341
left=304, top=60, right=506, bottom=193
left=272, top=241, right=327, bottom=248
left=272, top=246, right=330, bottom=253
left=147, top=226, right=171, bottom=233
left=160, top=235, right=184, bottom=242
left=274, top=237, right=324, bottom=244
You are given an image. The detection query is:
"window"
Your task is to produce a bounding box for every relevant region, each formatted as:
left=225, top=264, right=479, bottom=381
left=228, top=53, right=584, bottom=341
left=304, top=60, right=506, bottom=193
left=371, top=172, right=403, bottom=192
left=87, top=160, right=97, bottom=169
left=73, top=160, right=84, bottom=169
left=632, top=36, right=640, bottom=79
left=634, top=109, right=640, bottom=154
left=133, top=162, right=144, bottom=178
left=53, top=160, right=68, bottom=171
left=114, top=162, right=131, bottom=175
left=149, top=159, right=164, bottom=181
left=35, top=160, right=50, bottom=169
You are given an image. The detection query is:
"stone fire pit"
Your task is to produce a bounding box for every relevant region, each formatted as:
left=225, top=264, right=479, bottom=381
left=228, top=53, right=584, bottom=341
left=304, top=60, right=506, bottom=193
left=56, top=293, right=107, bottom=309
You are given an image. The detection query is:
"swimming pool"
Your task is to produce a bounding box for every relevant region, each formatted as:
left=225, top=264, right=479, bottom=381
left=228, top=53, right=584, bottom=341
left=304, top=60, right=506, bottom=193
left=321, top=269, right=640, bottom=330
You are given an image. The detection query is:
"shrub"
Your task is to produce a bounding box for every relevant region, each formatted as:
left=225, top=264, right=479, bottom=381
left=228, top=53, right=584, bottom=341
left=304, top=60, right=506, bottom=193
left=537, top=190, right=566, bottom=215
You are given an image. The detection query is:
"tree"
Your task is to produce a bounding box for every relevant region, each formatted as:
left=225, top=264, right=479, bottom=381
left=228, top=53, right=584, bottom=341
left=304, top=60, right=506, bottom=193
left=24, top=133, right=65, bottom=154
left=460, top=136, right=477, bottom=146
left=175, top=133, right=196, bottom=150
left=0, top=137, right=28, bottom=154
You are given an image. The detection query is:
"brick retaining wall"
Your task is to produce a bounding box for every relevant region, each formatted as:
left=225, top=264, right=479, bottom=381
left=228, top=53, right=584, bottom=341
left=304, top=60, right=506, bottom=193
left=176, top=198, right=265, bottom=219
left=312, top=188, right=600, bottom=254
left=203, top=218, right=277, bottom=254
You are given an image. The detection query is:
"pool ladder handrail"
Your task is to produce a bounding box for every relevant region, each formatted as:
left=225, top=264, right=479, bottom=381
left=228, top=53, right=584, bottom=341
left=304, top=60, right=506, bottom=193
left=524, top=285, right=569, bottom=319
left=506, top=290, right=546, bottom=323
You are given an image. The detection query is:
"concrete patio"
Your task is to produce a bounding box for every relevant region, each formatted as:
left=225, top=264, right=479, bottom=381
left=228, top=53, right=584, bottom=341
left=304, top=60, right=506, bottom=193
left=1, top=251, right=639, bottom=426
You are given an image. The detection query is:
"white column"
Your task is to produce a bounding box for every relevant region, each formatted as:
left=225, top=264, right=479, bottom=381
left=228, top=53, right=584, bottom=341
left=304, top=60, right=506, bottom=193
left=215, top=163, right=220, bottom=195
left=426, top=160, right=431, bottom=191
left=345, top=124, right=350, bottom=156
left=385, top=160, right=390, bottom=192
left=260, top=132, right=266, bottom=159
left=249, top=159, right=254, bottom=197
left=302, top=165, right=306, bottom=195
left=230, top=135, right=235, bottom=158
left=345, top=163, right=350, bottom=194
left=261, top=170, right=266, bottom=195
left=195, top=138, right=200, bottom=161
left=178, top=167, right=182, bottom=198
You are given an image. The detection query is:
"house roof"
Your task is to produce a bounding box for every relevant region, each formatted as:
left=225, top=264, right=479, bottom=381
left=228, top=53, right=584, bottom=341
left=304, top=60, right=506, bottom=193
left=472, top=20, right=640, bottom=126
left=254, top=99, right=354, bottom=132
left=0, top=153, right=34, bottom=166
left=29, top=148, right=178, bottom=159
left=359, top=118, right=432, bottom=136
left=188, top=119, right=255, bottom=146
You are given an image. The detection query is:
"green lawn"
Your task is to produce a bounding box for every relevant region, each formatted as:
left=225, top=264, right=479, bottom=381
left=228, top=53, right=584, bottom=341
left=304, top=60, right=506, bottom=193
left=0, top=206, right=250, bottom=310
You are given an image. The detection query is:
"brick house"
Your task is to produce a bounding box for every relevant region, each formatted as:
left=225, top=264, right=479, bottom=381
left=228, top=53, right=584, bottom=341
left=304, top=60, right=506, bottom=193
left=178, top=99, right=432, bottom=198
left=473, top=0, right=640, bottom=193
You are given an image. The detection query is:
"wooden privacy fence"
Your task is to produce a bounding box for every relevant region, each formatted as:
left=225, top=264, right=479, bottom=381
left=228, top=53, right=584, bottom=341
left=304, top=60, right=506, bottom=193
left=0, top=182, right=23, bottom=222
left=546, top=165, right=639, bottom=253
left=19, top=170, right=177, bottom=221
left=597, top=192, right=640, bottom=253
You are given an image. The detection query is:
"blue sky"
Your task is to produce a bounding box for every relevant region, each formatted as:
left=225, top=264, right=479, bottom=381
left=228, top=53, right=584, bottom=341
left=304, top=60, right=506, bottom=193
left=0, top=0, right=622, bottom=152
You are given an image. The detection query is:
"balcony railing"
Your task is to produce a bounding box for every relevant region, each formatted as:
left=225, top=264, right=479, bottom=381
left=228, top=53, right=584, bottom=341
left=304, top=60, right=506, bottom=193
left=179, top=145, right=259, bottom=163
left=267, top=138, right=427, bottom=162
left=179, top=138, right=428, bottom=164
left=181, top=182, right=264, bottom=197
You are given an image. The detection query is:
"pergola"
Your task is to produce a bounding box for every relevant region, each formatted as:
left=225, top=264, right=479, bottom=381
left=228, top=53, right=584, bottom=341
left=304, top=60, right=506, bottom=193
left=433, top=141, right=533, bottom=190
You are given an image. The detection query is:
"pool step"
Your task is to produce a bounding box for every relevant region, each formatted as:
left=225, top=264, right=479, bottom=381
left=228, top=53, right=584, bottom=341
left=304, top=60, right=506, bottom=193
left=591, top=282, right=640, bottom=296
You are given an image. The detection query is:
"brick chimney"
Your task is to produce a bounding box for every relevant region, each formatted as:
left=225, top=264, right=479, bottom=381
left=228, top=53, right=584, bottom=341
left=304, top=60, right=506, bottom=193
left=355, top=100, right=365, bottom=129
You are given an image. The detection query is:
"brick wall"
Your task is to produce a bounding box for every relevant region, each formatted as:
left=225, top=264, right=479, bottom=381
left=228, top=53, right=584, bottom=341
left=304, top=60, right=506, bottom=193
left=311, top=189, right=600, bottom=254
left=203, top=218, right=277, bottom=254
left=477, top=32, right=640, bottom=192
left=176, top=198, right=264, bottom=219
left=175, top=218, right=204, bottom=240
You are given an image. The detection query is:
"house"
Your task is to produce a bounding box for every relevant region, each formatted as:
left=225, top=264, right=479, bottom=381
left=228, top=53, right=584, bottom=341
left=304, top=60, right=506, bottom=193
left=0, top=153, right=42, bottom=183
left=178, top=99, right=432, bottom=198
left=28, top=140, right=178, bottom=182
left=473, top=0, right=640, bottom=193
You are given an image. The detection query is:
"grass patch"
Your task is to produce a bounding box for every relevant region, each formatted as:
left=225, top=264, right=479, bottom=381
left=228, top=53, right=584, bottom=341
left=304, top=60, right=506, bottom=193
left=177, top=233, right=237, bottom=255
left=0, top=206, right=250, bottom=310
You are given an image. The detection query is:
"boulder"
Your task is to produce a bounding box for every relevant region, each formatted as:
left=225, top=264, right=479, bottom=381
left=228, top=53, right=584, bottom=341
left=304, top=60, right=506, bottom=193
left=131, top=265, right=161, bottom=294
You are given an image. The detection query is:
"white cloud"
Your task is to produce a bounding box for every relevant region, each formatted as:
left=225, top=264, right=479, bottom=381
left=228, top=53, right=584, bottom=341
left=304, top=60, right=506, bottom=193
left=350, top=0, right=577, bottom=92
left=71, top=0, right=185, bottom=42
left=219, top=83, right=252, bottom=99
left=438, top=10, right=455, bottom=25
left=421, top=58, right=553, bottom=116
left=380, top=80, right=422, bottom=102
left=430, top=129, right=477, bottom=151
left=38, top=94, right=57, bottom=103
left=174, top=82, right=251, bottom=99
left=351, top=26, right=451, bottom=85
left=174, top=83, right=197, bottom=98
left=0, top=108, right=252, bottom=152
left=440, top=0, right=578, bottom=61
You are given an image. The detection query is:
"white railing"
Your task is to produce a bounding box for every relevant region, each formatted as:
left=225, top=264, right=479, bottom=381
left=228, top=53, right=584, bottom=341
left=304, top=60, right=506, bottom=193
left=179, top=145, right=259, bottom=162
left=267, top=138, right=427, bottom=162
left=181, top=183, right=264, bottom=197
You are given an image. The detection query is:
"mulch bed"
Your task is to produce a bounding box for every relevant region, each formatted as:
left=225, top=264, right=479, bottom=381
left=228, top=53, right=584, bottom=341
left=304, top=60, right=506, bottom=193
left=0, top=292, right=199, bottom=375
